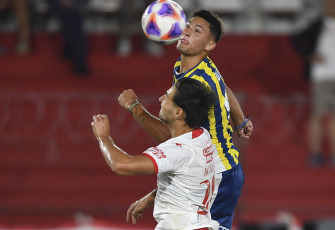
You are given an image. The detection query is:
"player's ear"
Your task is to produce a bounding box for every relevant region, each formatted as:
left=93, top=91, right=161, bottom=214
left=175, top=107, right=185, bottom=121
left=205, top=40, right=216, bottom=52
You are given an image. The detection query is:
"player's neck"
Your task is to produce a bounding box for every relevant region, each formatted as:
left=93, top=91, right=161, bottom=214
left=169, top=122, right=194, bottom=138
left=179, top=53, right=208, bottom=73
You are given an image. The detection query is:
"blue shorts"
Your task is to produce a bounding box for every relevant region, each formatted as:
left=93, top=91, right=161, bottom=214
left=210, top=163, right=244, bottom=230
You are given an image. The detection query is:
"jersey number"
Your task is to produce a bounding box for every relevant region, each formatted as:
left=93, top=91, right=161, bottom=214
left=197, top=175, right=215, bottom=215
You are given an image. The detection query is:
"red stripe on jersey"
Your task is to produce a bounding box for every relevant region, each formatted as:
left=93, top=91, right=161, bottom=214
left=192, top=128, right=204, bottom=139
left=142, top=153, right=158, bottom=174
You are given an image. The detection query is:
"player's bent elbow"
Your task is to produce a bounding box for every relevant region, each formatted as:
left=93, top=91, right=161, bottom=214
left=111, top=162, right=133, bottom=176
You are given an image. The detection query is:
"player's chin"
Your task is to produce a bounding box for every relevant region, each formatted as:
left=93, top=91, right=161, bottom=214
left=158, top=114, right=168, bottom=124
left=158, top=111, right=163, bottom=120
left=176, top=44, right=188, bottom=54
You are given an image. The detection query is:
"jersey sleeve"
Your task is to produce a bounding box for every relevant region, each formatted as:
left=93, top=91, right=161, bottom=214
left=142, top=143, right=190, bottom=175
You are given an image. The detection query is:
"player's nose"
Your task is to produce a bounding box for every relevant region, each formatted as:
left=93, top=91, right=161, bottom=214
left=159, top=95, right=165, bottom=102
left=183, top=27, right=190, bottom=36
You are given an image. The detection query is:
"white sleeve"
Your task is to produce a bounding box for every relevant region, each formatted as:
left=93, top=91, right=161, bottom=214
left=142, top=143, right=190, bottom=174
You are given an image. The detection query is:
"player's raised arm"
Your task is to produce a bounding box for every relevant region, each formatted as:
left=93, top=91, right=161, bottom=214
left=226, top=86, right=253, bottom=139
left=91, top=114, right=155, bottom=176
left=118, top=89, right=172, bottom=143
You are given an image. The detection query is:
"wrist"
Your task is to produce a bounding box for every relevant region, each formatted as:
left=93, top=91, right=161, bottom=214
left=147, top=193, right=156, bottom=204
left=129, top=101, right=140, bottom=113
left=234, top=116, right=251, bottom=132
left=98, top=136, right=111, bottom=142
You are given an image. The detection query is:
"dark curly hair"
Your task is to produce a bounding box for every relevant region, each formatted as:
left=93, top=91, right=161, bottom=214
left=192, top=9, right=224, bottom=43
left=173, top=78, right=217, bottom=129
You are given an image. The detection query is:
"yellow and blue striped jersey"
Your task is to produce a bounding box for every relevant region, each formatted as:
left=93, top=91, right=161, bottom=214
left=173, top=56, right=239, bottom=171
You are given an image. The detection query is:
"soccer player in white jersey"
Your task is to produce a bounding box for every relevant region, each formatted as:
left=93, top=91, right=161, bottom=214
left=92, top=78, right=220, bottom=230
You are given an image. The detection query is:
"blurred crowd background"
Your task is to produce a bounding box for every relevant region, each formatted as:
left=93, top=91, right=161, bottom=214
left=0, top=0, right=325, bottom=62
left=1, top=0, right=335, bottom=230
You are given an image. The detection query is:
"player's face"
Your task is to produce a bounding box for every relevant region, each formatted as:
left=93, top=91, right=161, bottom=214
left=158, top=86, right=178, bottom=125
left=177, top=17, right=216, bottom=56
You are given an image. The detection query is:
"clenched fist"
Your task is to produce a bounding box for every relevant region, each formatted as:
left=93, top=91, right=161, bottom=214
left=118, top=89, right=138, bottom=111
left=91, top=114, right=110, bottom=139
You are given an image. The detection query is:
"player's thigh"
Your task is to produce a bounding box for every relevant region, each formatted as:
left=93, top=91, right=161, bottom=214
left=210, top=164, right=244, bottom=215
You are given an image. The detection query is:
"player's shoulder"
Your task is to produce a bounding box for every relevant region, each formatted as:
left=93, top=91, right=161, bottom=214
left=158, top=136, right=191, bottom=152
left=162, top=129, right=208, bottom=148
left=197, top=57, right=220, bottom=76
left=181, top=128, right=212, bottom=148
left=203, top=56, right=218, bottom=68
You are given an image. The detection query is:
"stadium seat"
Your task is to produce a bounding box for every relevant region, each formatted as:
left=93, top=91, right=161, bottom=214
left=259, top=0, right=304, bottom=33
left=260, top=0, right=303, bottom=13
left=87, top=0, right=121, bottom=13
left=199, top=0, right=244, bottom=13
left=175, top=0, right=195, bottom=12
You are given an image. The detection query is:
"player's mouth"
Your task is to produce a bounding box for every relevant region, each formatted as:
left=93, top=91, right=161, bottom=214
left=179, top=36, right=189, bottom=44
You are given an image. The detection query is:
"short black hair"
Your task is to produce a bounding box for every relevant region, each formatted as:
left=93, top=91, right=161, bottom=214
left=173, top=78, right=217, bottom=129
left=192, top=9, right=224, bottom=43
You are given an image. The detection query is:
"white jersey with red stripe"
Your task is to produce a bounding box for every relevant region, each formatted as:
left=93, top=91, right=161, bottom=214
left=143, top=127, right=220, bottom=230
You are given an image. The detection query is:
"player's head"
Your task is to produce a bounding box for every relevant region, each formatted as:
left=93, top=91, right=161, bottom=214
left=192, top=9, right=224, bottom=43
left=159, top=78, right=216, bottom=129
left=177, top=9, right=224, bottom=56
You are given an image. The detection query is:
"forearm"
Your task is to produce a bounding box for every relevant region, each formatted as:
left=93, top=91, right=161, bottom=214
left=130, top=104, right=171, bottom=143
left=92, top=114, right=155, bottom=175
left=98, top=136, right=132, bottom=174
left=226, top=86, right=244, bottom=127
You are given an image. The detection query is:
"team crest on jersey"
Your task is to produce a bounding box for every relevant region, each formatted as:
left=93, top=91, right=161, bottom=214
left=203, top=146, right=214, bottom=163
left=149, top=147, right=166, bottom=159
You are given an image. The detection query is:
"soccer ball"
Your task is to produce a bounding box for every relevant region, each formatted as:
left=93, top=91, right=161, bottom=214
left=141, top=0, right=187, bottom=45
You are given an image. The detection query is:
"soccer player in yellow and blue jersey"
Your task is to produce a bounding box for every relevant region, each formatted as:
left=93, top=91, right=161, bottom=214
left=119, top=9, right=253, bottom=230
left=173, top=55, right=239, bottom=172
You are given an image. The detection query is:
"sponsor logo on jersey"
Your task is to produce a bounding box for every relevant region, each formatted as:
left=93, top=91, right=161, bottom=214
left=149, top=147, right=166, bottom=159
left=203, top=146, right=214, bottom=163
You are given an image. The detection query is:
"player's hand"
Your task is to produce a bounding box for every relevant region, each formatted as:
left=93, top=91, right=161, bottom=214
left=126, top=200, right=144, bottom=224
left=236, top=120, right=253, bottom=139
left=118, top=89, right=138, bottom=111
left=126, top=195, right=154, bottom=224
left=91, top=114, right=110, bottom=139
